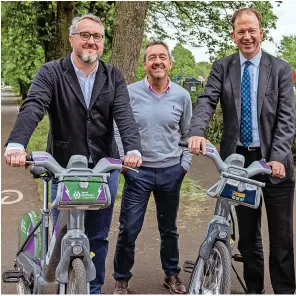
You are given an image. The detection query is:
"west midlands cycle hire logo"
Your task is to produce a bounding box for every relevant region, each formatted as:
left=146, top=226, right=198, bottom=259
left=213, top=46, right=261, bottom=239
left=73, top=191, right=81, bottom=199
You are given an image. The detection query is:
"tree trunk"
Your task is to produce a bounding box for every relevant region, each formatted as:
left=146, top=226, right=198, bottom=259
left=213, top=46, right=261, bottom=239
left=19, top=81, right=29, bottom=100
left=110, top=1, right=149, bottom=84
left=46, top=2, right=74, bottom=61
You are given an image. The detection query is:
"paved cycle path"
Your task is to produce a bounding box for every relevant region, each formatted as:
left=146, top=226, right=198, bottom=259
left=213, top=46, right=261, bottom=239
left=1, top=90, right=295, bottom=294
left=1, top=91, right=40, bottom=294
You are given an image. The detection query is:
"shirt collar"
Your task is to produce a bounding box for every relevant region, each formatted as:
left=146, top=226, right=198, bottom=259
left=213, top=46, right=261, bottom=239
left=70, top=53, right=98, bottom=78
left=239, top=48, right=262, bottom=68
left=144, top=76, right=171, bottom=95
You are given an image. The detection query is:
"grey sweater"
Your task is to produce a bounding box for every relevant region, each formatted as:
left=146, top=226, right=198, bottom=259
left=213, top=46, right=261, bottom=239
left=115, top=79, right=192, bottom=171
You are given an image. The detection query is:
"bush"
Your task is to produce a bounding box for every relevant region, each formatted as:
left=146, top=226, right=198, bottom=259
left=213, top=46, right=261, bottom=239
left=205, top=104, right=223, bottom=144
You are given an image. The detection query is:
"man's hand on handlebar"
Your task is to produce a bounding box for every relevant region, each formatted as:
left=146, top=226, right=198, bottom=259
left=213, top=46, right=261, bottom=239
left=123, top=153, right=142, bottom=169
left=4, top=149, right=27, bottom=167
left=188, top=136, right=209, bottom=155
left=266, top=161, right=286, bottom=178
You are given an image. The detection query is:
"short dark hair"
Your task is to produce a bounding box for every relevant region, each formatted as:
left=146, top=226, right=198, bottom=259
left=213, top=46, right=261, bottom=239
left=143, top=40, right=171, bottom=62
left=231, top=8, right=262, bottom=29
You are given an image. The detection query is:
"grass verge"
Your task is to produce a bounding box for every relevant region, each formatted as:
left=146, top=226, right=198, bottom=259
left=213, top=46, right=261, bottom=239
left=26, top=115, right=50, bottom=200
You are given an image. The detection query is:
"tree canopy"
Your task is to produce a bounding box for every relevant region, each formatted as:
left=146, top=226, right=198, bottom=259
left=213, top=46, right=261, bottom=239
left=278, top=35, right=296, bottom=70
left=147, top=1, right=278, bottom=57
left=1, top=1, right=280, bottom=95
left=170, top=43, right=196, bottom=79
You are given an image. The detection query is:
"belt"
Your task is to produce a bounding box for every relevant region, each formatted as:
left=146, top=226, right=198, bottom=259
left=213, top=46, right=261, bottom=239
left=236, top=145, right=261, bottom=153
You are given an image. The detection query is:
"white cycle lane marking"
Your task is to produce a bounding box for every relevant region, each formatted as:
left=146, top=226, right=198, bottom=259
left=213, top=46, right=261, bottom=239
left=1, top=190, right=23, bottom=204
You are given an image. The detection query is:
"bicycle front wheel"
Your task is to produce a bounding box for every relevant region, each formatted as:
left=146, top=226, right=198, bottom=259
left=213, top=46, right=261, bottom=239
left=188, top=241, right=231, bottom=294
left=66, top=258, right=87, bottom=294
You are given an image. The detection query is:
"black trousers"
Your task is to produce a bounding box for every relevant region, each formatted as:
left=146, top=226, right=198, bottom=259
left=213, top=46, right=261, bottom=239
left=235, top=146, right=295, bottom=294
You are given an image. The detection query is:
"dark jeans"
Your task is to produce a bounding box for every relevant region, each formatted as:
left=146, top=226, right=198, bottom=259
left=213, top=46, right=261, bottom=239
left=235, top=146, right=295, bottom=294
left=113, top=163, right=186, bottom=281
left=51, top=170, right=119, bottom=294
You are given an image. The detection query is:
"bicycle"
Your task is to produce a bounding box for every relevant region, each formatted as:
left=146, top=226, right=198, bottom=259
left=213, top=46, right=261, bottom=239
left=2, top=152, right=134, bottom=294
left=179, top=141, right=272, bottom=294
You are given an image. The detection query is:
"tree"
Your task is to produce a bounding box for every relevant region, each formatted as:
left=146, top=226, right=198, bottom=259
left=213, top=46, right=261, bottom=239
left=1, top=2, right=45, bottom=99
left=147, top=1, right=278, bottom=58
left=278, top=35, right=296, bottom=70
left=110, top=1, right=149, bottom=84
left=195, top=62, right=212, bottom=79
left=1, top=1, right=76, bottom=98
left=41, top=2, right=75, bottom=62
left=170, top=43, right=196, bottom=79
left=1, top=1, right=280, bottom=94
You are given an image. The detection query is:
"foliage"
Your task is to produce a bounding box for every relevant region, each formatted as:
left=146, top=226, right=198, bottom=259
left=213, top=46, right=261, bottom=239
left=278, top=36, right=296, bottom=159
left=189, top=87, right=206, bottom=106
left=170, top=43, right=196, bottom=79
left=278, top=35, right=296, bottom=70
left=190, top=88, right=224, bottom=144
left=1, top=1, right=115, bottom=96
left=147, top=1, right=278, bottom=58
left=205, top=104, right=223, bottom=144
left=195, top=62, right=212, bottom=79
left=1, top=2, right=44, bottom=96
left=2, top=1, right=279, bottom=93
left=210, top=46, right=238, bottom=63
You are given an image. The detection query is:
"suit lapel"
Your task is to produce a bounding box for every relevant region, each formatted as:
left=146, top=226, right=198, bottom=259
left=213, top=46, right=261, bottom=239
left=62, top=54, right=87, bottom=109
left=89, top=61, right=106, bottom=110
left=257, top=52, right=271, bottom=119
left=229, top=53, right=242, bottom=124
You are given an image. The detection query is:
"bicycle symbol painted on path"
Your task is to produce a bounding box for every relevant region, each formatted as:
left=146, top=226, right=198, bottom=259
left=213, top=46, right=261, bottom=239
left=1, top=190, right=23, bottom=204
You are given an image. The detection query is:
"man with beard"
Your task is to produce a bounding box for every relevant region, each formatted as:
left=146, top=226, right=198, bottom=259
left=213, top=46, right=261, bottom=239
left=187, top=8, right=295, bottom=294
left=113, top=41, right=192, bottom=294
left=4, top=14, right=142, bottom=294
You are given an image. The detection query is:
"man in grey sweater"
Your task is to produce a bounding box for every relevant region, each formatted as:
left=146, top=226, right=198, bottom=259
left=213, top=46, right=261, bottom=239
left=113, top=41, right=192, bottom=294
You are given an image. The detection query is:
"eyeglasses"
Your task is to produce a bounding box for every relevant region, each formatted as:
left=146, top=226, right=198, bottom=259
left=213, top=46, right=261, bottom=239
left=72, top=32, right=104, bottom=42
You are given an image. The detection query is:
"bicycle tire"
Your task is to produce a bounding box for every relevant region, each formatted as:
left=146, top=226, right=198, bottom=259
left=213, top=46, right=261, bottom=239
left=188, top=241, right=231, bottom=294
left=66, top=258, right=87, bottom=294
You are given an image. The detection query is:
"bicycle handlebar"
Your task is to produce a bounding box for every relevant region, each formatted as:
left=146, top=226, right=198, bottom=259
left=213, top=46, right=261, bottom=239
left=179, top=141, right=272, bottom=183
left=179, top=141, right=227, bottom=172
left=25, top=152, right=136, bottom=177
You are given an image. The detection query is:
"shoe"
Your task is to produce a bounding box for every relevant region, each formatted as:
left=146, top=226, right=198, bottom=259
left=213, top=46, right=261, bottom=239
left=163, top=275, right=186, bottom=294
left=113, top=280, right=129, bottom=294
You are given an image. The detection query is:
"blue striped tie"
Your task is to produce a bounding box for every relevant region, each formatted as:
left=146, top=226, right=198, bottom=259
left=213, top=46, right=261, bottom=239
left=240, top=61, right=252, bottom=147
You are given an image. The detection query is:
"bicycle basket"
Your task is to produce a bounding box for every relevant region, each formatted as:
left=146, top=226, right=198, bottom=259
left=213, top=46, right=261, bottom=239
left=215, top=177, right=262, bottom=209
left=55, top=176, right=111, bottom=210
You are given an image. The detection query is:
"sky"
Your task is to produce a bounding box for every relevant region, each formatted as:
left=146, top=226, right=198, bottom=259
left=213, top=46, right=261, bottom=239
left=167, top=0, right=296, bottom=63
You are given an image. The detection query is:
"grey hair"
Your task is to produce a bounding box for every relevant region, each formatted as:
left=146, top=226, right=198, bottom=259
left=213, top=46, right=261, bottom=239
left=143, top=40, right=172, bottom=62
left=69, top=13, right=105, bottom=37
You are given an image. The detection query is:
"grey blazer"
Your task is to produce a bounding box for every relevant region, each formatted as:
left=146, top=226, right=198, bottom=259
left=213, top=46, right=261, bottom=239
left=189, top=51, right=295, bottom=183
